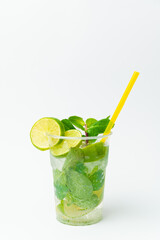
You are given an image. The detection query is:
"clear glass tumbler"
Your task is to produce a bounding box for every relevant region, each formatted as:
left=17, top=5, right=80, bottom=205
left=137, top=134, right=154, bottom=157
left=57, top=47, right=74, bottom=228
left=49, top=134, right=111, bottom=226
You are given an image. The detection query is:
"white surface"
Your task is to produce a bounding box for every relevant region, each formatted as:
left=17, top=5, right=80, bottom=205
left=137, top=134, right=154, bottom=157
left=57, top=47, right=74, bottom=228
left=0, top=0, right=160, bottom=239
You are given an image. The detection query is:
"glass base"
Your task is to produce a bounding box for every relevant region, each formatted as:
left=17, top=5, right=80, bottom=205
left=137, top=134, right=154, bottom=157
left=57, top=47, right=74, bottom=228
left=56, top=203, right=103, bottom=226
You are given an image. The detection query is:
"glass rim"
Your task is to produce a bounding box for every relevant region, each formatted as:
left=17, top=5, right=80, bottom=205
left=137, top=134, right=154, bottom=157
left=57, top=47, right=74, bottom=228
left=46, top=132, right=112, bottom=140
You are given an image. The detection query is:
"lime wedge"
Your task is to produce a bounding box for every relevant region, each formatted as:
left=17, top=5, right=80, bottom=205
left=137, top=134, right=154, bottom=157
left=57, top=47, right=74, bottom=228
left=82, top=142, right=108, bottom=162
left=93, top=185, right=104, bottom=204
left=30, top=117, right=65, bottom=150
left=51, top=129, right=82, bottom=157
left=56, top=200, right=90, bottom=218
left=63, top=201, right=90, bottom=218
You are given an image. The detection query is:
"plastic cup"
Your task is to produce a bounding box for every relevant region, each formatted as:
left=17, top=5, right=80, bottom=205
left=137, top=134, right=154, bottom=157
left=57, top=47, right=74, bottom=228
left=49, top=134, right=111, bottom=226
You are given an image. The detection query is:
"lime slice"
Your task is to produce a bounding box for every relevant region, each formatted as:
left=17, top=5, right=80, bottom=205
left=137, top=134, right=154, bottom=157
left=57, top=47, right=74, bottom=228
left=56, top=201, right=65, bottom=216
left=93, top=185, right=104, bottom=204
left=82, top=142, right=108, bottom=162
left=30, top=117, right=65, bottom=150
left=57, top=200, right=90, bottom=218
left=63, top=201, right=90, bottom=218
left=51, top=129, right=82, bottom=157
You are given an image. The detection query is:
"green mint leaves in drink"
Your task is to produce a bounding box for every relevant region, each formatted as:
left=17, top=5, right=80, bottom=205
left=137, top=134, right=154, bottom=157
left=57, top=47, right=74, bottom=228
left=66, top=169, right=93, bottom=200
left=75, top=162, right=88, bottom=175
left=72, top=194, right=99, bottom=209
left=89, top=169, right=105, bottom=191
left=63, top=148, right=84, bottom=171
left=53, top=169, right=68, bottom=200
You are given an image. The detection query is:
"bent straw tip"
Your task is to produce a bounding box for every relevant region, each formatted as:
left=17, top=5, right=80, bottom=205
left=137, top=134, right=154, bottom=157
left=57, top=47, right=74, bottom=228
left=134, top=71, right=140, bottom=75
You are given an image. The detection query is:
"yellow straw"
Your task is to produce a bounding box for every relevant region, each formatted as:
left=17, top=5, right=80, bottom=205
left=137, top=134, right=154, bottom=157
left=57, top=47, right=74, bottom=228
left=101, top=71, right=140, bottom=142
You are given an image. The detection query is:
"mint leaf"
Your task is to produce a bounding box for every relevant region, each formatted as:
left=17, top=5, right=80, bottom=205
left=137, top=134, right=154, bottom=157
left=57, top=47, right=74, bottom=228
left=66, top=169, right=93, bottom=200
left=61, top=119, right=75, bottom=131
left=86, top=116, right=110, bottom=136
left=72, top=194, right=99, bottom=209
left=55, top=184, right=68, bottom=200
left=86, top=118, right=97, bottom=128
left=89, top=169, right=105, bottom=191
left=68, top=116, right=85, bottom=131
left=53, top=169, right=68, bottom=200
left=75, top=162, right=88, bottom=175
left=89, top=165, right=99, bottom=177
left=63, top=148, right=84, bottom=171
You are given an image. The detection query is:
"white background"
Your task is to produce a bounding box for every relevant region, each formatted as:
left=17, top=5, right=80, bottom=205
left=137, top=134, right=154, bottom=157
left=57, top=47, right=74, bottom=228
left=0, top=0, right=160, bottom=239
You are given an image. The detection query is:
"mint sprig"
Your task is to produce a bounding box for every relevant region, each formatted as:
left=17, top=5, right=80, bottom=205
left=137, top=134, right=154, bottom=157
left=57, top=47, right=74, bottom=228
left=60, top=115, right=113, bottom=144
